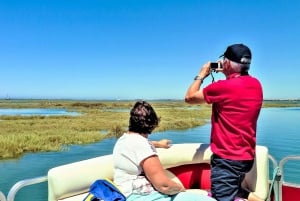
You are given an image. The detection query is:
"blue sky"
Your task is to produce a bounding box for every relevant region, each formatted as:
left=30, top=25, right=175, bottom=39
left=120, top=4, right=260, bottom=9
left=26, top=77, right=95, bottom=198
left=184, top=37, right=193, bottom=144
left=1, top=0, right=299, bottom=100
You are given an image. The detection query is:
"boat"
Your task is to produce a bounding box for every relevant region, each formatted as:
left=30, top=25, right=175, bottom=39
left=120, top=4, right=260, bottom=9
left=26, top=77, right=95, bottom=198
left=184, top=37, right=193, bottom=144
left=0, top=143, right=299, bottom=201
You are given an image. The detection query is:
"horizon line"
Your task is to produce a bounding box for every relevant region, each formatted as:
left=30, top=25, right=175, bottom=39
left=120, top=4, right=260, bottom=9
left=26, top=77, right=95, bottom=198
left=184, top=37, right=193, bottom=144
left=1, top=98, right=300, bottom=101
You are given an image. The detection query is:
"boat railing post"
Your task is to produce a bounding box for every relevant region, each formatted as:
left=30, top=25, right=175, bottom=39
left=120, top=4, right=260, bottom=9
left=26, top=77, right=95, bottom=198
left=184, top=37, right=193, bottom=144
left=268, top=154, right=281, bottom=201
left=276, top=168, right=282, bottom=201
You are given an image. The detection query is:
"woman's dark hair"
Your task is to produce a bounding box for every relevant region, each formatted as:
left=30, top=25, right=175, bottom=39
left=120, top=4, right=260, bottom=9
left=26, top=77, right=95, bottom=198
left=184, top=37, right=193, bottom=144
left=128, top=100, right=160, bottom=134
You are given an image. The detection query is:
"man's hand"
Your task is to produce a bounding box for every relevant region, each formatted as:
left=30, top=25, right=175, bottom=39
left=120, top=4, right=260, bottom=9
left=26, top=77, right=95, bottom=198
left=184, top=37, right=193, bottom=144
left=199, top=62, right=212, bottom=79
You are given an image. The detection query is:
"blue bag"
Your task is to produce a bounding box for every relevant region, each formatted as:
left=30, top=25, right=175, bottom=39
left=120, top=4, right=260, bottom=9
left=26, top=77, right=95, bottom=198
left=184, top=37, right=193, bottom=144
left=83, top=178, right=126, bottom=201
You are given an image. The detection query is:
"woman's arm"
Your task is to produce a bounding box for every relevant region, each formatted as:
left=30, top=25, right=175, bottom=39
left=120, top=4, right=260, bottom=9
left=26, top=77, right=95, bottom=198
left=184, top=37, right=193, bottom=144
left=141, top=155, right=185, bottom=195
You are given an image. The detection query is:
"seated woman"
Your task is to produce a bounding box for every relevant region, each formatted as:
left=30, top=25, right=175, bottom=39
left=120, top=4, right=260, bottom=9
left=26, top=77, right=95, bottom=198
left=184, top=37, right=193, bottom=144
left=113, top=100, right=215, bottom=201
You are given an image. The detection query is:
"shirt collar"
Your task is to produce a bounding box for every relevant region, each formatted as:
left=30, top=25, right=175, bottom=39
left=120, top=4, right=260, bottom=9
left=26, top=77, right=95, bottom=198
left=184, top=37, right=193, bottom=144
left=227, top=73, right=241, bottom=80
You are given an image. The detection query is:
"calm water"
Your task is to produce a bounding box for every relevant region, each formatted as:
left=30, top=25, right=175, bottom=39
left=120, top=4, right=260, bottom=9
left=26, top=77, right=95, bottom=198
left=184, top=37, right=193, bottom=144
left=0, top=108, right=79, bottom=116
left=0, top=107, right=300, bottom=201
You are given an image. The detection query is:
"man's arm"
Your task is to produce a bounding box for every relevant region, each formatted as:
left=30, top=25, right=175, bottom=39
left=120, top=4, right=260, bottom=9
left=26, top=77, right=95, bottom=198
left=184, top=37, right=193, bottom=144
left=185, top=62, right=211, bottom=104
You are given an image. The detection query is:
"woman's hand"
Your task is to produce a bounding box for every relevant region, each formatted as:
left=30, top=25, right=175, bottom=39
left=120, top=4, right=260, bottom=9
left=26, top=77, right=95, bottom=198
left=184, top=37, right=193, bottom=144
left=152, top=139, right=172, bottom=149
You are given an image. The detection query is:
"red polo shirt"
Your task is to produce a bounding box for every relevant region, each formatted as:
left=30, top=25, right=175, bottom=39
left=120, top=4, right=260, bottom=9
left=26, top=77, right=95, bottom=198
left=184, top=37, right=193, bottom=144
left=203, top=73, right=263, bottom=160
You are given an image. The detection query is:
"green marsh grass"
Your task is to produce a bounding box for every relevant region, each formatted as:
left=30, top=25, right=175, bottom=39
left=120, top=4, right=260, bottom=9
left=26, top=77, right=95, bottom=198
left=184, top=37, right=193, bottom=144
left=1, top=99, right=298, bottom=160
left=0, top=100, right=211, bottom=159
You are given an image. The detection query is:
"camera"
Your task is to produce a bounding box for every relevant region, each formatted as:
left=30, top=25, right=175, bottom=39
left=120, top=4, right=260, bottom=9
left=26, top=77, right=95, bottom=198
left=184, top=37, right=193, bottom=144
left=210, top=62, right=222, bottom=70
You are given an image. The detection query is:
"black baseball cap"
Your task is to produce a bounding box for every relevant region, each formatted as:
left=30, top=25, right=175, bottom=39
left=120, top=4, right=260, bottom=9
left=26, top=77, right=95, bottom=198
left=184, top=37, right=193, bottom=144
left=221, top=44, right=252, bottom=64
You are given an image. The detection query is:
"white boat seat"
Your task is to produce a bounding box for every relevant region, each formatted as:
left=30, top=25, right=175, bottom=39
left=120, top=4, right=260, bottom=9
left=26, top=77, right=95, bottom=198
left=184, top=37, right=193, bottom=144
left=47, top=143, right=269, bottom=201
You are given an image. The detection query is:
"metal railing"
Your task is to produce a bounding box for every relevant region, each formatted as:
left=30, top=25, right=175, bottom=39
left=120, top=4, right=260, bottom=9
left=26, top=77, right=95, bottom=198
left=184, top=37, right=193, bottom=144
left=277, top=155, right=300, bottom=201
left=267, top=155, right=300, bottom=201
left=0, top=191, right=6, bottom=201
left=6, top=176, right=47, bottom=201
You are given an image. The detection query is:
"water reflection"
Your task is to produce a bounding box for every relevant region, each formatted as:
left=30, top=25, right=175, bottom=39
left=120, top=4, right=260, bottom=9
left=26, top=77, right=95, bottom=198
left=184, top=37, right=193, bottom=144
left=0, top=108, right=79, bottom=116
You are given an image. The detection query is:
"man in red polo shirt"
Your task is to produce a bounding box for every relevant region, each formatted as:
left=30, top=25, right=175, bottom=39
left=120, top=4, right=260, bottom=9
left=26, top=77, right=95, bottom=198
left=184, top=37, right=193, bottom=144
left=185, top=44, right=263, bottom=201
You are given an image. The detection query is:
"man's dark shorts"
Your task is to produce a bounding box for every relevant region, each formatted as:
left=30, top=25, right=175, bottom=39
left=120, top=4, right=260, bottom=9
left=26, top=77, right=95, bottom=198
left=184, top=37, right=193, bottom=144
left=210, top=154, right=254, bottom=201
